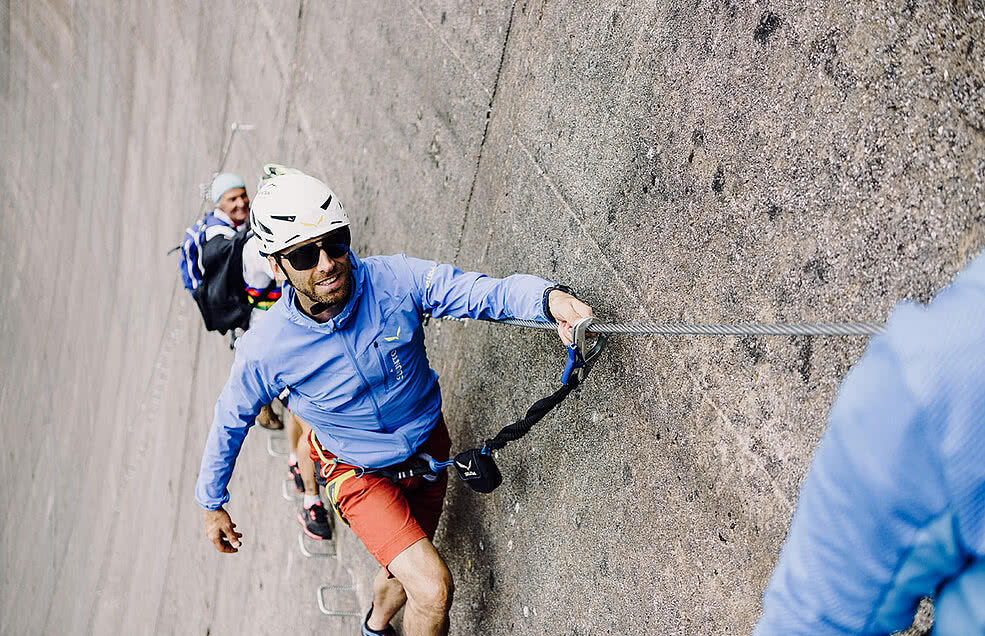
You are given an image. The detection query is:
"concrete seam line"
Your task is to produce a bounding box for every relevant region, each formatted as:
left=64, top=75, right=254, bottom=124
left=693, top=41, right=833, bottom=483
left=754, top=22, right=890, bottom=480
left=453, top=0, right=518, bottom=264
left=404, top=0, right=492, bottom=99
left=516, top=135, right=637, bottom=300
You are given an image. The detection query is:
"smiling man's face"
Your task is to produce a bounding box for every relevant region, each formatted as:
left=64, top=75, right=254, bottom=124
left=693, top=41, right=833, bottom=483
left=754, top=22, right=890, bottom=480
left=269, top=230, right=352, bottom=316
left=217, top=187, right=250, bottom=226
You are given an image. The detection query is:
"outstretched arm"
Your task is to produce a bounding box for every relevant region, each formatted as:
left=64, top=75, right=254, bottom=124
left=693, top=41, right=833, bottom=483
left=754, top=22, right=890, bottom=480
left=757, top=271, right=985, bottom=635
left=195, top=352, right=277, bottom=552
left=403, top=256, right=594, bottom=344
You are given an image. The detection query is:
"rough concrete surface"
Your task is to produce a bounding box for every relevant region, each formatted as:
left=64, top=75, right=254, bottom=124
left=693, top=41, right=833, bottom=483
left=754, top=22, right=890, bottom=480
left=1, top=0, right=983, bottom=634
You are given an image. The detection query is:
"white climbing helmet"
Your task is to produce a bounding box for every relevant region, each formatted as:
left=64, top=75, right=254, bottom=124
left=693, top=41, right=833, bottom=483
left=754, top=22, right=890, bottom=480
left=250, top=172, right=350, bottom=255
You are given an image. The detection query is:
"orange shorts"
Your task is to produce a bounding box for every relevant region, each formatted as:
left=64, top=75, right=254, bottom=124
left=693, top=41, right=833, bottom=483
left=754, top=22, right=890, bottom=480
left=307, top=415, right=451, bottom=569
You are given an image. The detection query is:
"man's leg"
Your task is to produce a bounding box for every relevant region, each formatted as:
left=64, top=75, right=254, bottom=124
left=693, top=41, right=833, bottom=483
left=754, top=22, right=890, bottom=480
left=286, top=411, right=317, bottom=495
left=315, top=417, right=453, bottom=633
left=287, top=409, right=302, bottom=461
left=384, top=538, right=453, bottom=636
left=366, top=567, right=407, bottom=632
left=292, top=415, right=331, bottom=539
left=285, top=411, right=305, bottom=491
left=295, top=417, right=318, bottom=496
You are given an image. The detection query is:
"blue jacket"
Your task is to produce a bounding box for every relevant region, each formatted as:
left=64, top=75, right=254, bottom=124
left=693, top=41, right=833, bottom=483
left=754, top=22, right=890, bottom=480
left=195, top=251, right=556, bottom=510
left=756, top=252, right=985, bottom=635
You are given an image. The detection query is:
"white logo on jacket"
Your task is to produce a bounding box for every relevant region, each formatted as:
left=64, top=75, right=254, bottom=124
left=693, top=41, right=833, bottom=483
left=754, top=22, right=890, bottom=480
left=390, top=350, right=404, bottom=381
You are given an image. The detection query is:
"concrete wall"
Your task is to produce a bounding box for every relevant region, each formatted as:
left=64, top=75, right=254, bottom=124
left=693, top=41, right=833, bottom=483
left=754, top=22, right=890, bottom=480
left=1, top=0, right=982, bottom=634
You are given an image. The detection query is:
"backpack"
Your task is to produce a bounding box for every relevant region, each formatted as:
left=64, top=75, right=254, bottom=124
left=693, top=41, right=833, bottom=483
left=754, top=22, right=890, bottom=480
left=178, top=216, right=210, bottom=293
left=176, top=213, right=253, bottom=335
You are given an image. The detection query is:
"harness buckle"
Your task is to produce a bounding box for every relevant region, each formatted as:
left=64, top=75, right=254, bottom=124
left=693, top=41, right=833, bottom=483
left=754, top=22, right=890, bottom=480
left=561, top=317, right=607, bottom=385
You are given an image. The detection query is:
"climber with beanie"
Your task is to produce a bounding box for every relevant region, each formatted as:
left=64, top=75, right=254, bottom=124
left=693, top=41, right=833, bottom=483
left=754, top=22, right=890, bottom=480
left=178, top=172, right=282, bottom=427
left=210, top=172, right=250, bottom=230
left=179, top=172, right=250, bottom=294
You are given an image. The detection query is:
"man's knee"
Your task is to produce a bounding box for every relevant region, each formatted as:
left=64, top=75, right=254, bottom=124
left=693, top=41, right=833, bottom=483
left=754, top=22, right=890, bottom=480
left=394, top=547, right=453, bottom=613
left=407, top=565, right=453, bottom=615
left=388, top=538, right=455, bottom=616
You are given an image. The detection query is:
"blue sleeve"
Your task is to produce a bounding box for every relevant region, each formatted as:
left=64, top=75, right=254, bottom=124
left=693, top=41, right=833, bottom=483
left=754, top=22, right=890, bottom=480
left=755, top=255, right=985, bottom=635
left=194, top=351, right=278, bottom=510
left=401, top=255, right=556, bottom=323
left=935, top=560, right=985, bottom=634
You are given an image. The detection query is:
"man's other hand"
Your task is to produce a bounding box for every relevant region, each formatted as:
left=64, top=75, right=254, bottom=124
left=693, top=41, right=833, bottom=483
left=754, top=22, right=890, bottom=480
left=203, top=507, right=243, bottom=553
left=548, top=290, right=594, bottom=345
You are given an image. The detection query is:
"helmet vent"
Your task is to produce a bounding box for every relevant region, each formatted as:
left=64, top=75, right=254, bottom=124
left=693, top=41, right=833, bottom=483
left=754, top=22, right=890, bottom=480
left=320, top=195, right=333, bottom=210
left=271, top=215, right=296, bottom=222
left=255, top=218, right=274, bottom=236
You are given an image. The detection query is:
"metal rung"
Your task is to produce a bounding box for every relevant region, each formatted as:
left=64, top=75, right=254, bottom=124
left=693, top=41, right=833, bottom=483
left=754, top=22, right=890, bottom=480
left=298, top=531, right=336, bottom=558
left=267, top=436, right=289, bottom=457
left=316, top=584, right=361, bottom=617
left=282, top=478, right=302, bottom=501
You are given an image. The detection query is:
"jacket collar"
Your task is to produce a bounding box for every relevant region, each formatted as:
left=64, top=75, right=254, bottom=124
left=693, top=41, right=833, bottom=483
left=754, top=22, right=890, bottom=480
left=211, top=208, right=245, bottom=229
left=282, top=250, right=365, bottom=332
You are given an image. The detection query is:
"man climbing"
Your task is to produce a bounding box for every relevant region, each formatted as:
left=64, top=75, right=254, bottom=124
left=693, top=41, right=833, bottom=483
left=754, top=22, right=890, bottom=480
left=180, top=172, right=282, bottom=430
left=195, top=172, right=593, bottom=636
left=755, top=251, right=985, bottom=635
left=178, top=172, right=251, bottom=303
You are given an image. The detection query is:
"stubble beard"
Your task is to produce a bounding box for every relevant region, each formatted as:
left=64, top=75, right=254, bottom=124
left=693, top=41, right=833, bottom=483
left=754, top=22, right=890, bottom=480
left=297, top=267, right=352, bottom=310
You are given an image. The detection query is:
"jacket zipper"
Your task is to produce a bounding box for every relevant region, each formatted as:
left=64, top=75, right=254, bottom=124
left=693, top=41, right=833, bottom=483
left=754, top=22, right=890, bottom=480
left=340, top=331, right=384, bottom=425
left=373, top=342, right=391, bottom=392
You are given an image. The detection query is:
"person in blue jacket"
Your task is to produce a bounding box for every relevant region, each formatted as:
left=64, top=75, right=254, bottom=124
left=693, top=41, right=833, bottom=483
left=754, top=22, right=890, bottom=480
left=755, top=251, right=985, bottom=635
left=195, top=172, right=593, bottom=636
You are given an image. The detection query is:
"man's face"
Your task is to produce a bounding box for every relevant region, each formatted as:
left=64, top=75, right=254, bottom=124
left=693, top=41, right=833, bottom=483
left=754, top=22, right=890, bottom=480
left=217, top=187, right=249, bottom=225
left=270, top=231, right=352, bottom=310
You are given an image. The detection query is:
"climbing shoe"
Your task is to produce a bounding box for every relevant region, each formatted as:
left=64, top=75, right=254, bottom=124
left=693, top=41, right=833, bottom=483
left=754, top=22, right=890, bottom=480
left=297, top=501, right=332, bottom=540
left=289, top=461, right=305, bottom=493
left=361, top=605, right=397, bottom=636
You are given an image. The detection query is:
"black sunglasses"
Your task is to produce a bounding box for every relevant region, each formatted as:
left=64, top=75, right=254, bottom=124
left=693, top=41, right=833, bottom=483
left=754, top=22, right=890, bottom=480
left=279, top=229, right=351, bottom=270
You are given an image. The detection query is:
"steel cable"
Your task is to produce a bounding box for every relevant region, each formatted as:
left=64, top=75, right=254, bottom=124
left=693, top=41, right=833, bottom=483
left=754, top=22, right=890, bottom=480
left=434, top=316, right=885, bottom=337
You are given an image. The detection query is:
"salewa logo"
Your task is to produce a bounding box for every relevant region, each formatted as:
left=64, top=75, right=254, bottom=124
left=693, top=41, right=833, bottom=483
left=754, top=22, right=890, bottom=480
left=300, top=214, right=324, bottom=227
left=455, top=459, right=478, bottom=478
left=389, top=350, right=404, bottom=382
left=383, top=326, right=401, bottom=342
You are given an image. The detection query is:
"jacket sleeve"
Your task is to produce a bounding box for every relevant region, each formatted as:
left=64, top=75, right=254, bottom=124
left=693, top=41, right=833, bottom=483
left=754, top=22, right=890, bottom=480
left=194, top=351, right=278, bottom=510
left=400, top=255, right=557, bottom=323
left=755, top=259, right=985, bottom=635
left=934, top=561, right=985, bottom=634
